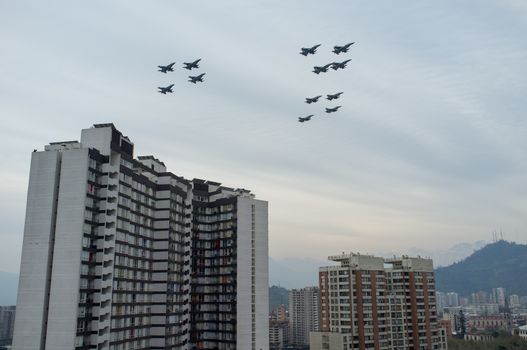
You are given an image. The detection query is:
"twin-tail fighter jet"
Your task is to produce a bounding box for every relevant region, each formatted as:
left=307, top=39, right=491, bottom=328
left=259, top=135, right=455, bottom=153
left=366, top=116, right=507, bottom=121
left=158, top=84, right=174, bottom=94
left=298, top=115, right=314, bottom=123
left=312, top=63, right=332, bottom=74
left=183, top=59, right=201, bottom=70
left=300, top=44, right=321, bottom=56
left=305, top=95, right=322, bottom=104
left=332, top=42, right=355, bottom=55
left=189, top=73, right=206, bottom=84
left=325, top=106, right=341, bottom=113
left=326, top=92, right=343, bottom=101
left=158, top=62, right=175, bottom=73
left=331, top=59, right=351, bottom=70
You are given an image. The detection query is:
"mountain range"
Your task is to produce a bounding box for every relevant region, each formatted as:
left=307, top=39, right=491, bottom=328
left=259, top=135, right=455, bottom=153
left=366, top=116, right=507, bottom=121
left=435, top=240, right=527, bottom=296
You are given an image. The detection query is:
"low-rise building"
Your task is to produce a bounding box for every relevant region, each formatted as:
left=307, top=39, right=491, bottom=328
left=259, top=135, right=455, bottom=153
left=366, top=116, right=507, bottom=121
left=467, top=315, right=511, bottom=332
left=464, top=331, right=493, bottom=341
left=518, top=325, right=527, bottom=340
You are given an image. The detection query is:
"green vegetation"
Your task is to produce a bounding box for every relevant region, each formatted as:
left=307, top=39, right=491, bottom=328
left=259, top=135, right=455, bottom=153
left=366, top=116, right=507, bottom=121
left=436, top=240, right=527, bottom=296
left=448, top=334, right=527, bottom=350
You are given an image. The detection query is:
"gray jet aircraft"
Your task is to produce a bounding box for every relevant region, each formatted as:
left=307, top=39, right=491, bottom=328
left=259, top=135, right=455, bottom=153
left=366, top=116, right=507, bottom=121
left=312, top=63, right=332, bottom=74
left=298, top=115, right=314, bottom=123
left=305, top=95, right=322, bottom=104
left=183, top=59, right=201, bottom=70
left=325, top=106, right=341, bottom=113
left=158, top=62, right=175, bottom=73
left=189, top=73, right=206, bottom=84
left=158, top=84, right=174, bottom=94
left=326, top=92, right=343, bottom=101
left=333, top=42, right=355, bottom=54
left=331, top=59, right=351, bottom=70
left=300, top=44, right=321, bottom=56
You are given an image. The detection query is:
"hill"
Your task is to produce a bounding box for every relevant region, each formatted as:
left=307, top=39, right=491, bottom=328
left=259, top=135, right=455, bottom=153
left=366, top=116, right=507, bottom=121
left=269, top=285, right=289, bottom=311
left=435, top=240, right=527, bottom=296
left=0, top=271, right=18, bottom=306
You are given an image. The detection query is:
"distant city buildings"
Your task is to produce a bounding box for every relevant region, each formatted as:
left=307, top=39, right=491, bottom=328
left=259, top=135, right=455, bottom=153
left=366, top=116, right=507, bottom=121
left=12, top=124, right=269, bottom=350
left=467, top=315, right=511, bottom=332
left=269, top=320, right=289, bottom=350
left=269, top=304, right=290, bottom=350
left=311, top=253, right=446, bottom=350
left=436, top=291, right=459, bottom=312
left=0, top=306, right=15, bottom=346
left=289, top=287, right=319, bottom=347
left=435, top=284, right=527, bottom=341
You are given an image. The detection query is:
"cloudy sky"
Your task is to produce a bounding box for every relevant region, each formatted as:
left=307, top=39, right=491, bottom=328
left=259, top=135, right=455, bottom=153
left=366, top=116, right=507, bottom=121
left=1, top=0, right=527, bottom=274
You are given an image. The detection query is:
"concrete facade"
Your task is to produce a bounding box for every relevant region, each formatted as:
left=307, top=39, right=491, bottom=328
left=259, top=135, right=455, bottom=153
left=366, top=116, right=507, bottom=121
left=314, top=253, right=446, bottom=350
left=12, top=124, right=269, bottom=350
left=289, top=287, right=319, bottom=346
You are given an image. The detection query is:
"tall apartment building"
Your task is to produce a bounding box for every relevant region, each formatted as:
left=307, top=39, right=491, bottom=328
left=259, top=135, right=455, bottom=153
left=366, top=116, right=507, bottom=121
left=311, top=253, right=445, bottom=350
left=289, top=287, right=319, bottom=346
left=0, top=306, right=16, bottom=345
left=13, top=123, right=268, bottom=350
left=385, top=257, right=441, bottom=350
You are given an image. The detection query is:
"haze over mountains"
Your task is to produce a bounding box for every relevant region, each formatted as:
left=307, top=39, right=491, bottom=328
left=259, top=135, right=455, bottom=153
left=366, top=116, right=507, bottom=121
left=0, top=271, right=18, bottom=305
left=436, top=240, right=527, bottom=296
left=270, top=240, right=488, bottom=289
left=0, top=240, right=516, bottom=305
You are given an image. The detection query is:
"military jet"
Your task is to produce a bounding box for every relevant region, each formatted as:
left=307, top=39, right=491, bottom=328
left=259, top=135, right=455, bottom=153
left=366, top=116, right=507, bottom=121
left=325, top=106, right=341, bottom=113
left=158, top=62, right=175, bottom=73
left=331, top=59, right=351, bottom=70
left=333, top=42, right=355, bottom=55
left=312, top=63, right=332, bottom=74
left=189, top=73, right=206, bottom=84
left=183, top=59, right=201, bottom=70
left=305, top=95, right=322, bottom=104
left=158, top=84, right=174, bottom=94
left=300, top=44, right=321, bottom=56
left=298, top=115, right=314, bottom=123
left=326, top=92, right=343, bottom=101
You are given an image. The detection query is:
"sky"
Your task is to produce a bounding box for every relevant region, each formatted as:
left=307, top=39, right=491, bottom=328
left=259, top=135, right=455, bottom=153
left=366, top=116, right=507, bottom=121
left=1, top=0, right=527, bottom=274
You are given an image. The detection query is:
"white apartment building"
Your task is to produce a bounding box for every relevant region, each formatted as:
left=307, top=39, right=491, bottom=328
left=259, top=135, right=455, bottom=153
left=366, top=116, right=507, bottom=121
left=12, top=123, right=268, bottom=350
left=289, top=287, right=319, bottom=346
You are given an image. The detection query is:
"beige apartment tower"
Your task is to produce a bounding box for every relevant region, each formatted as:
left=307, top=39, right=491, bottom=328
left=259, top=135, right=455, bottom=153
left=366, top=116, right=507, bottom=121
left=311, top=253, right=446, bottom=350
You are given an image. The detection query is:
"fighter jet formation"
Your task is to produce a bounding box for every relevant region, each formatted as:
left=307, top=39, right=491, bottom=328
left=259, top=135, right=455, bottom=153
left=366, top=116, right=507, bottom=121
left=298, top=42, right=354, bottom=123
left=156, top=58, right=206, bottom=94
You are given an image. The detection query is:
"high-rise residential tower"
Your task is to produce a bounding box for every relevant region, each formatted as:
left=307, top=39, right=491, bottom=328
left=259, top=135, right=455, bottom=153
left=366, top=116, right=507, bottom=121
left=311, top=253, right=446, bottom=350
left=288, top=287, right=320, bottom=347
left=12, top=124, right=269, bottom=350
